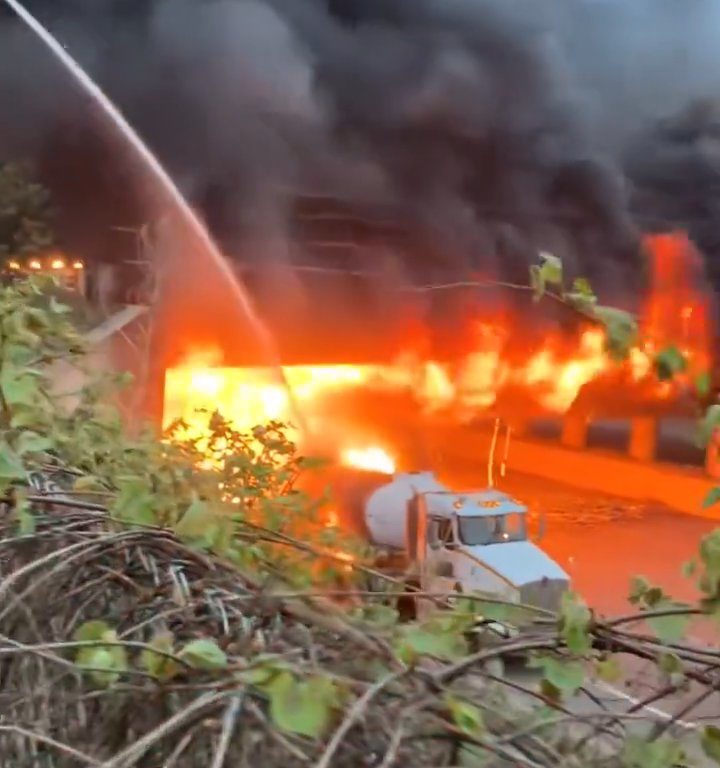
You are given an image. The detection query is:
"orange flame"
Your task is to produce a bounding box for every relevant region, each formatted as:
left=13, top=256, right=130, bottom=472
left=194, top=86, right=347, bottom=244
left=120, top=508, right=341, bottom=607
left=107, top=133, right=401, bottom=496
left=164, top=232, right=712, bottom=466
left=340, top=446, right=396, bottom=474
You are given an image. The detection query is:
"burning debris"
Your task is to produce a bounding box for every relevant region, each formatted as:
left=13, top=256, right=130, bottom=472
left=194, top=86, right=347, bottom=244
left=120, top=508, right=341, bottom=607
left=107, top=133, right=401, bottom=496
left=160, top=232, right=713, bottom=472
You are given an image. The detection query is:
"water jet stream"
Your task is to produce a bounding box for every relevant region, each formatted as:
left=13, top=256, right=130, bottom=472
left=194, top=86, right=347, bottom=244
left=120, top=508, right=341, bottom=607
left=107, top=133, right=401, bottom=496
left=3, top=0, right=306, bottom=431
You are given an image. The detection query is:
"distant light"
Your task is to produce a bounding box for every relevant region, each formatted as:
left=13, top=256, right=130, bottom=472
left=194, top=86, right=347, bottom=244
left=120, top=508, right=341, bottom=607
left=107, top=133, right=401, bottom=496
left=72, top=260, right=84, bottom=270
left=28, top=260, right=42, bottom=270
left=51, top=258, right=66, bottom=270
left=7, top=261, right=20, bottom=270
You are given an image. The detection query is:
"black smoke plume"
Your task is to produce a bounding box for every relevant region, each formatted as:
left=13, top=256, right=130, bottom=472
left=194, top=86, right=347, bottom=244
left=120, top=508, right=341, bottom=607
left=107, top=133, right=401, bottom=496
left=2, top=0, right=720, bottom=297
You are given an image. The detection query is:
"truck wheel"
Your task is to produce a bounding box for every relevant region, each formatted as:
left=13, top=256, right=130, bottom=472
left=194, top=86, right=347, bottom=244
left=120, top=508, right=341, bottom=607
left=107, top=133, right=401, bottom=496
left=397, top=581, right=420, bottom=621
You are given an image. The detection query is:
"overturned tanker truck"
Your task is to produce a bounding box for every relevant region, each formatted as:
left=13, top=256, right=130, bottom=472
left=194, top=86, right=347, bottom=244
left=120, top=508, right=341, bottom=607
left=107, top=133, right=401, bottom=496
left=330, top=469, right=570, bottom=620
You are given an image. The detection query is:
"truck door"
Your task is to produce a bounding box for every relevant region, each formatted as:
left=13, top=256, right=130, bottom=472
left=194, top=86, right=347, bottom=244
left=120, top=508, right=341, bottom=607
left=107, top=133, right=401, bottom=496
left=426, top=517, right=458, bottom=594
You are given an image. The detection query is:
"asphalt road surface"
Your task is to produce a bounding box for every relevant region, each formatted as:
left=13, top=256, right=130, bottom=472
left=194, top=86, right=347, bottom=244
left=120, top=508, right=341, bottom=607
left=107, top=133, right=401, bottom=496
left=438, top=465, right=720, bottom=757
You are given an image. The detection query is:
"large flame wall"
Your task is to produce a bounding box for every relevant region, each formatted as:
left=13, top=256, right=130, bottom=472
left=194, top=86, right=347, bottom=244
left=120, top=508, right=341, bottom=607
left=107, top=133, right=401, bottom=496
left=160, top=231, right=714, bottom=466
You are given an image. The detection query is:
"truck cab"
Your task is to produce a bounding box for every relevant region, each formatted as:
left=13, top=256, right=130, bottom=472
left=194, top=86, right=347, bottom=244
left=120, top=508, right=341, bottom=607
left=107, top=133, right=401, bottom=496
left=415, top=488, right=569, bottom=613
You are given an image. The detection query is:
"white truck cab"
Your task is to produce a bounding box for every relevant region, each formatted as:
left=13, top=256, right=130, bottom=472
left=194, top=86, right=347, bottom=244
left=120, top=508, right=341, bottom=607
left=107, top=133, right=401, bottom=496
left=363, top=472, right=569, bottom=614
left=418, top=488, right=569, bottom=612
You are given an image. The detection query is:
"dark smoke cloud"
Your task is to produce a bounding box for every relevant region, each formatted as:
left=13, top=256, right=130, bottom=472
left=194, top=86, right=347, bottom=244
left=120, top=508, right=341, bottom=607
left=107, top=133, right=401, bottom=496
left=2, top=0, right=720, bottom=296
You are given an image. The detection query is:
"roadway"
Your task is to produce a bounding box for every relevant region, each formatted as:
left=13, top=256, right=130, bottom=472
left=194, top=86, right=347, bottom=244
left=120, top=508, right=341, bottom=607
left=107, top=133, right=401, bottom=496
left=439, top=465, right=720, bottom=760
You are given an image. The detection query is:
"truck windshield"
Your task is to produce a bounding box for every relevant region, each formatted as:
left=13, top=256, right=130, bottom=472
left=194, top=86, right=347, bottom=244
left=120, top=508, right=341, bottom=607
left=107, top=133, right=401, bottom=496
left=458, top=513, right=526, bottom=545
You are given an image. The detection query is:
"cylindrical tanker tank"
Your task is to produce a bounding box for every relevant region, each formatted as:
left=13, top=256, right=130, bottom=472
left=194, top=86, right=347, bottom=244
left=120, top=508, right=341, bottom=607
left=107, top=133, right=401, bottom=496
left=364, top=471, right=449, bottom=549
left=322, top=469, right=449, bottom=549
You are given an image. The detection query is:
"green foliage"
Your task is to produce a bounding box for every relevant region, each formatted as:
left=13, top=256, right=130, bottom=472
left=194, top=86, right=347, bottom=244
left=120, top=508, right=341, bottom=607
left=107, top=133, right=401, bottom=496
left=446, top=694, right=485, bottom=736
left=239, top=659, right=344, bottom=738
left=268, top=671, right=341, bottom=738
left=703, top=487, right=720, bottom=510
left=696, top=404, right=720, bottom=448
left=0, top=276, right=367, bottom=589
left=5, top=273, right=720, bottom=764
left=592, top=305, right=639, bottom=360
left=697, top=529, right=720, bottom=602
left=528, top=654, right=585, bottom=700
left=654, top=345, right=687, bottom=381
left=564, top=276, right=598, bottom=313
left=395, top=607, right=475, bottom=663
left=595, top=655, right=622, bottom=682
left=73, top=620, right=128, bottom=688
left=178, top=638, right=227, bottom=671
left=139, top=632, right=180, bottom=682
left=12, top=489, right=35, bottom=535
left=529, top=252, right=563, bottom=302
left=702, top=726, right=720, bottom=764
left=696, top=371, right=712, bottom=399
left=558, top=591, right=592, bottom=655
left=0, top=161, right=54, bottom=259
left=647, top=606, right=690, bottom=643
left=627, top=577, right=691, bottom=642
left=621, top=735, right=685, bottom=768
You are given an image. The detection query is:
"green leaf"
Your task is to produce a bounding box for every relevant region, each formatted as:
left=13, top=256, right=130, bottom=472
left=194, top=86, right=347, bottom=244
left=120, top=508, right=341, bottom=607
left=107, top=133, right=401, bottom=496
left=702, top=725, right=720, bottom=764
left=353, top=603, right=399, bottom=628
left=112, top=478, right=156, bottom=527
left=622, top=735, right=684, bottom=767
left=538, top=251, right=563, bottom=286
left=696, top=371, right=712, bottom=399
left=140, top=632, right=180, bottom=682
left=529, top=655, right=585, bottom=697
left=397, top=621, right=469, bottom=662
left=629, top=576, right=651, bottom=605
left=73, top=475, right=107, bottom=493
left=0, top=440, right=26, bottom=480
left=654, top=346, right=687, bottom=381
left=446, top=695, right=484, bottom=735
left=178, top=638, right=227, bottom=671
left=174, top=498, right=212, bottom=541
left=74, top=620, right=113, bottom=642
left=697, top=405, right=720, bottom=448
left=658, top=652, right=683, bottom=677
left=16, top=430, right=53, bottom=456
left=14, top=492, right=35, bottom=535
left=593, top=306, right=638, bottom=360
left=559, top=591, right=592, bottom=655
left=571, top=277, right=594, bottom=297
left=698, top=529, right=720, bottom=596
left=267, top=671, right=339, bottom=738
left=704, top=488, right=720, bottom=510
left=647, top=603, right=691, bottom=643
left=238, top=661, right=286, bottom=688
left=72, top=623, right=128, bottom=688
left=595, top=656, right=622, bottom=683
left=0, top=364, right=40, bottom=406
left=49, top=295, right=72, bottom=315
left=76, top=647, right=125, bottom=687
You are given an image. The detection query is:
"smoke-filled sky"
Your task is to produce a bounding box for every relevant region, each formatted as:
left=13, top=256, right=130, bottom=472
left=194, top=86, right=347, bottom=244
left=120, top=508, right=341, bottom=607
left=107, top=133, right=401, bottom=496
left=2, top=0, right=720, bottom=292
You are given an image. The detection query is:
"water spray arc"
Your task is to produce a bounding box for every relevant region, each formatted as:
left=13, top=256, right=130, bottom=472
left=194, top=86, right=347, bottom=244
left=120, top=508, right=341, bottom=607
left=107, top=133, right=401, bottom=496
left=2, top=0, right=305, bottom=429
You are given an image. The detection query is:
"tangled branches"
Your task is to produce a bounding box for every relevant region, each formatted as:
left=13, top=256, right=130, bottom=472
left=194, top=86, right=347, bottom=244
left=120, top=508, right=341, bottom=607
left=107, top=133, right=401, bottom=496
left=1, top=275, right=720, bottom=767
left=3, top=494, right=720, bottom=768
